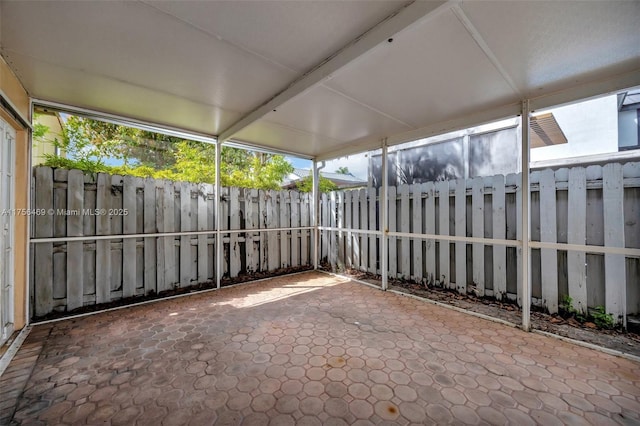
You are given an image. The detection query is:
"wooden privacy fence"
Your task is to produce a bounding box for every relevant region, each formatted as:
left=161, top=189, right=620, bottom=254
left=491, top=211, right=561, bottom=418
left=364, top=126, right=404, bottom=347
left=320, top=162, right=640, bottom=321
left=31, top=167, right=312, bottom=317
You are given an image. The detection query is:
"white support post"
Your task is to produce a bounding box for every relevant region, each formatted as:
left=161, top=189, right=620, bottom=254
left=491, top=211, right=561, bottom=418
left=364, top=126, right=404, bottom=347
left=215, top=141, right=222, bottom=289
left=381, top=140, right=389, bottom=291
left=312, top=160, right=320, bottom=270
left=521, top=100, right=532, bottom=331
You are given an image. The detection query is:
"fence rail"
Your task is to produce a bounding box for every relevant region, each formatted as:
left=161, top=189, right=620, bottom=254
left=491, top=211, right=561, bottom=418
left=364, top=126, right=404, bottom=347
left=319, top=162, right=640, bottom=322
left=31, top=167, right=312, bottom=317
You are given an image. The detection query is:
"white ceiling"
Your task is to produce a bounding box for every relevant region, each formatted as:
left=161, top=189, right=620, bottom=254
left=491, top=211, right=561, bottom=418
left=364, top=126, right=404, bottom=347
left=1, top=0, right=639, bottom=159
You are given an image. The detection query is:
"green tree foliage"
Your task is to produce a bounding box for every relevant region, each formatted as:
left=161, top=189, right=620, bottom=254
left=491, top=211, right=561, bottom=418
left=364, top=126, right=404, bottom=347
left=37, top=115, right=295, bottom=190
left=295, top=175, right=338, bottom=193
left=335, top=166, right=350, bottom=175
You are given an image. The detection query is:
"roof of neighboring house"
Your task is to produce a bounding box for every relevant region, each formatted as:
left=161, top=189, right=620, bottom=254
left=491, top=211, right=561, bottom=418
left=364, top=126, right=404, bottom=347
left=283, top=168, right=367, bottom=188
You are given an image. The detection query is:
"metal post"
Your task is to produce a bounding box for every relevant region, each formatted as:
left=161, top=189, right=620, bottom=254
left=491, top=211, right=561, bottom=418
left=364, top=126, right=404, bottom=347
left=381, top=140, right=389, bottom=291
left=215, top=140, right=222, bottom=289
left=312, top=160, right=319, bottom=270
left=521, top=100, right=532, bottom=331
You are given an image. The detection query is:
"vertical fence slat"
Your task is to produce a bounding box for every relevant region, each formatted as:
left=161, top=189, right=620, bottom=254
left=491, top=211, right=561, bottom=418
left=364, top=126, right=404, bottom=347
left=300, top=192, right=309, bottom=266
left=471, top=178, right=484, bottom=296
left=180, top=182, right=192, bottom=285
left=96, top=173, right=112, bottom=303
left=291, top=191, right=300, bottom=268
left=122, top=176, right=137, bottom=298
left=245, top=189, right=259, bottom=273
left=368, top=188, right=377, bottom=274
left=268, top=190, right=279, bottom=271
left=279, top=191, right=290, bottom=269
left=412, top=184, right=423, bottom=283
left=540, top=169, right=558, bottom=314
left=197, top=184, right=208, bottom=282
left=259, top=190, right=268, bottom=271
left=336, top=191, right=343, bottom=269
left=424, top=182, right=435, bottom=286
left=359, top=189, right=368, bottom=272
left=155, top=183, right=166, bottom=292
left=387, top=186, right=397, bottom=278
left=66, top=169, right=84, bottom=311
left=329, top=191, right=337, bottom=269
left=143, top=179, right=156, bottom=294
left=229, top=187, right=242, bottom=277
left=321, top=193, right=329, bottom=264
left=437, top=181, right=449, bottom=287
left=492, top=175, right=507, bottom=300
left=399, top=184, right=410, bottom=279
left=455, top=179, right=466, bottom=294
left=163, top=181, right=176, bottom=289
left=352, top=190, right=360, bottom=268
left=345, top=190, right=352, bottom=269
left=516, top=174, right=523, bottom=307
left=34, top=167, right=54, bottom=316
left=603, top=163, right=626, bottom=324
left=567, top=167, right=587, bottom=313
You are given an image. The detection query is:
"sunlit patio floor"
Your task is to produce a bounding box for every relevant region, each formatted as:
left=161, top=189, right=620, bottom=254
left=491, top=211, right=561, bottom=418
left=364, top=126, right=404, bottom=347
left=1, top=271, right=639, bottom=425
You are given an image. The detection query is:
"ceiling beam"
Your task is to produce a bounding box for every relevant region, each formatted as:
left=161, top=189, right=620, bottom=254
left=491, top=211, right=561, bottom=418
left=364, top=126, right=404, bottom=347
left=217, top=0, right=451, bottom=143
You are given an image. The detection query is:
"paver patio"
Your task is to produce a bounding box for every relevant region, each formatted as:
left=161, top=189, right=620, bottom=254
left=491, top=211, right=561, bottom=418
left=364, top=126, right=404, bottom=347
left=1, top=271, right=639, bottom=425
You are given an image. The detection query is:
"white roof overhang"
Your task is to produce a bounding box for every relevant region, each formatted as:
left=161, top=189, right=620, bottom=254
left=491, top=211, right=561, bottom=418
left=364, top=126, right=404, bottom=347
left=1, top=0, right=639, bottom=160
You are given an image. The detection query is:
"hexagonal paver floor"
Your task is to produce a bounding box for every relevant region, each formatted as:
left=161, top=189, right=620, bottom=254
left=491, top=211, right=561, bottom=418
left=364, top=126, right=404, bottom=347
left=1, top=271, right=639, bottom=425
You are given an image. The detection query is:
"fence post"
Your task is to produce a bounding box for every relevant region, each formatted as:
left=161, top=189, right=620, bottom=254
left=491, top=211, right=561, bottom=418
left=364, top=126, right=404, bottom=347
left=455, top=179, right=466, bottom=294
left=215, top=141, right=222, bottom=289
left=381, top=141, right=388, bottom=290
left=521, top=100, right=532, bottom=331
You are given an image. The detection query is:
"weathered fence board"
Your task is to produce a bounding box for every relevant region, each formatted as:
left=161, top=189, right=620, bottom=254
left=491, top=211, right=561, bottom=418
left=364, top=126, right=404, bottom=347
left=603, top=163, right=626, bottom=324
left=359, top=189, right=368, bottom=272
left=492, top=175, right=507, bottom=300
left=471, top=178, right=484, bottom=296
left=351, top=190, right=360, bottom=268
left=123, top=176, right=137, bottom=298
left=399, top=185, right=410, bottom=279
left=539, top=169, right=558, bottom=313
left=436, top=181, right=449, bottom=287
left=368, top=188, right=377, bottom=274
left=344, top=191, right=352, bottom=269
left=412, top=184, right=423, bottom=282
left=95, top=174, right=113, bottom=304
left=387, top=186, right=397, bottom=277
left=424, top=182, right=436, bottom=286
left=34, top=167, right=53, bottom=317
left=300, top=192, right=310, bottom=266
left=567, top=168, right=587, bottom=313
left=66, top=170, right=84, bottom=311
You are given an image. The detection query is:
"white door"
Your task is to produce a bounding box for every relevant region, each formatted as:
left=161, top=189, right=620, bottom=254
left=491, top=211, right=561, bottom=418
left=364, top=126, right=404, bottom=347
left=0, top=117, right=15, bottom=346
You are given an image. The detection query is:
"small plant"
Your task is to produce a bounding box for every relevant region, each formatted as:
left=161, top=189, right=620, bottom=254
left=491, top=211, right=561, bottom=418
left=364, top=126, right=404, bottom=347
left=560, top=295, right=576, bottom=315
left=592, top=306, right=615, bottom=329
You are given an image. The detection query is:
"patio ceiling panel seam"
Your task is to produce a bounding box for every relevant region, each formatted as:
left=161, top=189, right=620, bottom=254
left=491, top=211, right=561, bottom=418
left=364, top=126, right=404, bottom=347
left=320, top=83, right=417, bottom=129
left=217, top=0, right=453, bottom=143
left=138, top=0, right=299, bottom=76
left=452, top=4, right=523, bottom=97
